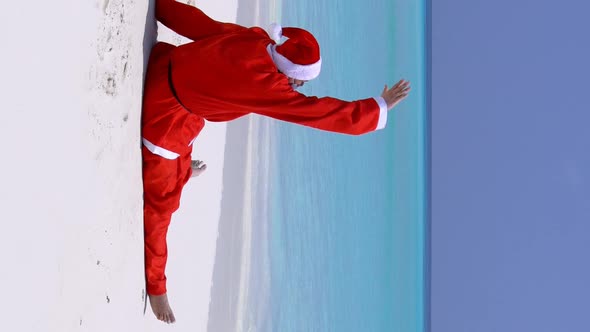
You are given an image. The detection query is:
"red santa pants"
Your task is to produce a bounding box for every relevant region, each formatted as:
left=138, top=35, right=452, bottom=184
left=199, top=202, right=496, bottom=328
left=142, top=42, right=205, bottom=296
left=142, top=146, right=195, bottom=296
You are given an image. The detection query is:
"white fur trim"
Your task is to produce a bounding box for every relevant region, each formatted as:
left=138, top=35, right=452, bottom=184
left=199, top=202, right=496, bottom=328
left=269, top=44, right=322, bottom=81
left=374, top=97, right=388, bottom=130
left=268, top=23, right=282, bottom=43
left=142, top=138, right=180, bottom=160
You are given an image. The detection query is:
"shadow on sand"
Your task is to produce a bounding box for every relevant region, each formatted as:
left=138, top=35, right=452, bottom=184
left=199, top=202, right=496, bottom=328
left=142, top=0, right=158, bottom=84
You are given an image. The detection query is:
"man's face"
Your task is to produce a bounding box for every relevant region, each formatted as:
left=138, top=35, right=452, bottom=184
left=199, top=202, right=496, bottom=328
left=288, top=77, right=308, bottom=90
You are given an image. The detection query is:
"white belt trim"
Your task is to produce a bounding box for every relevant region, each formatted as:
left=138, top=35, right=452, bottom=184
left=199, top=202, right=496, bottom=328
left=142, top=138, right=180, bottom=160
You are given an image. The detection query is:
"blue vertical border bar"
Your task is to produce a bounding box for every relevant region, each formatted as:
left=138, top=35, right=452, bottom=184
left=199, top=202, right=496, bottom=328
left=424, top=0, right=432, bottom=330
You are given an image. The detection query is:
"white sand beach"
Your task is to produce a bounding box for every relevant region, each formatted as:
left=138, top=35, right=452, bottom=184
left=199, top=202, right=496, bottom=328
left=0, top=0, right=269, bottom=331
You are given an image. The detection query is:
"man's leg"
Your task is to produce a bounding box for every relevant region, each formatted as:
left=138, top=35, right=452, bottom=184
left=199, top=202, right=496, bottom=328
left=142, top=146, right=193, bottom=324
left=141, top=27, right=208, bottom=323
left=156, top=0, right=246, bottom=41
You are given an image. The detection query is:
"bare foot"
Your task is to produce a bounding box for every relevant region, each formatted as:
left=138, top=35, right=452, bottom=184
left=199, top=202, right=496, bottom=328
left=148, top=293, right=176, bottom=324
left=191, top=160, right=207, bottom=178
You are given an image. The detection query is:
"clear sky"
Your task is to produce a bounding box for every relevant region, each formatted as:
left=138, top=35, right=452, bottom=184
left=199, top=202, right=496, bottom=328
left=431, top=0, right=590, bottom=331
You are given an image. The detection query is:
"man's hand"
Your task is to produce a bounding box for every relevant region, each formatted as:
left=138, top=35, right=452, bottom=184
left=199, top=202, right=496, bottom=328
left=381, top=79, right=411, bottom=110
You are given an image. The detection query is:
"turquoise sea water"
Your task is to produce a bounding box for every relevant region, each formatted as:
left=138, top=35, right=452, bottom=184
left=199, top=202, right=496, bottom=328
left=246, top=1, right=427, bottom=331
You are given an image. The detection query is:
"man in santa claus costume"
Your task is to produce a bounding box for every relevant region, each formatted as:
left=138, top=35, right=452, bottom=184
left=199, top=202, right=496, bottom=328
left=143, top=0, right=411, bottom=323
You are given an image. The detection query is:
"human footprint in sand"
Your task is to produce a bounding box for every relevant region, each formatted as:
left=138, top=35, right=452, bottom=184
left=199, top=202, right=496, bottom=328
left=142, top=0, right=410, bottom=324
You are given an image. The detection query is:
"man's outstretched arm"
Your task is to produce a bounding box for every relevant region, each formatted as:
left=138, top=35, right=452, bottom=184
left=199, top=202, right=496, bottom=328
left=248, top=79, right=411, bottom=136
left=156, top=0, right=245, bottom=41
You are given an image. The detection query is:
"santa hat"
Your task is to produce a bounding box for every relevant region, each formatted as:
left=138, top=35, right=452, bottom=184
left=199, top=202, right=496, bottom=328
left=268, top=23, right=322, bottom=81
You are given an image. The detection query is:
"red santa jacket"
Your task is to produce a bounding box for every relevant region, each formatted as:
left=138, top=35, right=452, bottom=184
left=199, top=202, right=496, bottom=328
left=143, top=0, right=388, bottom=159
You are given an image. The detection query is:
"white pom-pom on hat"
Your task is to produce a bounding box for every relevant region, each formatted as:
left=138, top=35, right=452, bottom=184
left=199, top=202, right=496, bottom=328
left=268, top=23, right=283, bottom=43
